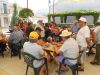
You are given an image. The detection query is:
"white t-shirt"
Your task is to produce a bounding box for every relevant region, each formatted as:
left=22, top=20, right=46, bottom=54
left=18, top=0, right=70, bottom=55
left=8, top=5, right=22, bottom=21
left=60, top=38, right=79, bottom=64
left=94, top=26, right=100, bottom=44
left=23, top=42, right=44, bottom=68
left=76, top=25, right=90, bottom=47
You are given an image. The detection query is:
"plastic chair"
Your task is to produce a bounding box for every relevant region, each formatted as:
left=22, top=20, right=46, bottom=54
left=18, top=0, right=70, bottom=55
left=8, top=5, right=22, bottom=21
left=0, top=42, right=7, bottom=57
left=58, top=52, right=83, bottom=75
left=0, top=48, right=4, bottom=57
left=23, top=52, right=49, bottom=75
left=10, top=40, right=22, bottom=59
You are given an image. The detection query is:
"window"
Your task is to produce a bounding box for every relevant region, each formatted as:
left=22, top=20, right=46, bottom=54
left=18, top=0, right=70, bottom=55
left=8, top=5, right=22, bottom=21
left=3, top=4, right=7, bottom=14
left=4, top=17, right=9, bottom=27
left=55, top=17, right=61, bottom=24
left=66, top=16, right=76, bottom=23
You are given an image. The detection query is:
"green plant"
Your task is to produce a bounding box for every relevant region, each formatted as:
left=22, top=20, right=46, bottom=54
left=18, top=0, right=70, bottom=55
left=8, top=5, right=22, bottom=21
left=19, top=8, right=34, bottom=18
left=10, top=4, right=19, bottom=26
left=48, top=10, right=100, bottom=23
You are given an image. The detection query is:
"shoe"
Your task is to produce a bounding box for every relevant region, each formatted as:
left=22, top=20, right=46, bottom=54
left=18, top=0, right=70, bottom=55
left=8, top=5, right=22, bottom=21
left=78, top=67, right=84, bottom=71
left=90, top=61, right=97, bottom=65
left=12, top=54, right=18, bottom=56
left=96, top=63, right=100, bottom=65
left=56, top=68, right=69, bottom=73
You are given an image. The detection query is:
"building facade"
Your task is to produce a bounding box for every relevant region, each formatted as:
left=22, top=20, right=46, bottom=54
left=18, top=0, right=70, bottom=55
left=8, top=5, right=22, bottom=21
left=0, top=0, right=10, bottom=27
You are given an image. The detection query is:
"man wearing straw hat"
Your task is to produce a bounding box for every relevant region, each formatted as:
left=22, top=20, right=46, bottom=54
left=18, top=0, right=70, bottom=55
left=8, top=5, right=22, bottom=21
left=55, top=30, right=79, bottom=71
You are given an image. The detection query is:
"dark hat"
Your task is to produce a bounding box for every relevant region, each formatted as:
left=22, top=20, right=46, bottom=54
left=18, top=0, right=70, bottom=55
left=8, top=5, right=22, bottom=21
left=35, top=27, right=42, bottom=31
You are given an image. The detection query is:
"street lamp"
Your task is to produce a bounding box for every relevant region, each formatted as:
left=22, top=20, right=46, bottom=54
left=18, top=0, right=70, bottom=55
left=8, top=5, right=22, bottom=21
left=27, top=0, right=28, bottom=8
left=53, top=0, right=55, bottom=14
left=53, top=0, right=55, bottom=22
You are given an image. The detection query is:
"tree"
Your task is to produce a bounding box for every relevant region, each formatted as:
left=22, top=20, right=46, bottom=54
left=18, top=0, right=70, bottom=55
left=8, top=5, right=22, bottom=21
left=19, top=8, right=34, bottom=18
left=10, top=4, right=19, bottom=26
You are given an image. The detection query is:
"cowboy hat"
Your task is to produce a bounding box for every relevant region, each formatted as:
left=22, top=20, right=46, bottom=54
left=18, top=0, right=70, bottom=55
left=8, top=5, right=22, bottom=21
left=60, top=30, right=72, bottom=37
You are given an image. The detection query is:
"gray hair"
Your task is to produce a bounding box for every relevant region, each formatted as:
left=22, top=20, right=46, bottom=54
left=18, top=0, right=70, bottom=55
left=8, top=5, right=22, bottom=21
left=29, top=38, right=37, bottom=43
left=12, top=26, right=18, bottom=31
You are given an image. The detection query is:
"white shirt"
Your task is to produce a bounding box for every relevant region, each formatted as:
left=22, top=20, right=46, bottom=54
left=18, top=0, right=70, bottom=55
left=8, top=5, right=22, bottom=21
left=76, top=25, right=90, bottom=47
left=94, top=26, right=100, bottom=44
left=60, top=38, right=79, bottom=64
left=23, top=42, right=44, bottom=68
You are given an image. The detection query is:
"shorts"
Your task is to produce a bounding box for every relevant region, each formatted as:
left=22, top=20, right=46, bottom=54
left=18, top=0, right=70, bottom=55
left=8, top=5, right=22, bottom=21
left=57, top=55, right=74, bottom=66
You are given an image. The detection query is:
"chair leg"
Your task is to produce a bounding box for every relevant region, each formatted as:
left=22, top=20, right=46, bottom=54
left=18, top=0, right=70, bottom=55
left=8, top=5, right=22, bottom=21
left=34, top=68, right=40, bottom=75
left=19, top=49, right=21, bottom=59
left=1, top=52, right=4, bottom=57
left=70, top=65, right=77, bottom=75
left=72, top=69, right=76, bottom=75
left=58, top=63, right=62, bottom=75
left=26, top=65, right=29, bottom=75
left=11, top=50, right=13, bottom=57
left=77, top=65, right=78, bottom=75
left=45, top=58, right=49, bottom=75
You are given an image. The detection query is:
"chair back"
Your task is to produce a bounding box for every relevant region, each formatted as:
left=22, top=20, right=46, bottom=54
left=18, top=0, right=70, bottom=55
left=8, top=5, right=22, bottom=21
left=23, top=52, right=49, bottom=75
left=23, top=52, right=38, bottom=67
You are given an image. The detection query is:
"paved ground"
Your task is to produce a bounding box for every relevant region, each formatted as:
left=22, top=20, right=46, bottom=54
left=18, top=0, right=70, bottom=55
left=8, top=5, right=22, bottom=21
left=0, top=49, right=100, bottom=75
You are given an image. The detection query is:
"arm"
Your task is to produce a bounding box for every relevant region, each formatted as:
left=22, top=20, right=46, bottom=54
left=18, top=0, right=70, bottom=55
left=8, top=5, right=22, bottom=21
left=55, top=49, right=63, bottom=55
left=91, top=32, right=96, bottom=42
left=86, top=37, right=91, bottom=46
left=84, top=28, right=91, bottom=46
left=55, top=41, right=68, bottom=55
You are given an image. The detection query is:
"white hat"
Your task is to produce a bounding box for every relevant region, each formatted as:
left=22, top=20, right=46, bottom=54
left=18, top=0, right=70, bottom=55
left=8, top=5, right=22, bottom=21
left=79, top=17, right=87, bottom=22
left=60, top=30, right=72, bottom=37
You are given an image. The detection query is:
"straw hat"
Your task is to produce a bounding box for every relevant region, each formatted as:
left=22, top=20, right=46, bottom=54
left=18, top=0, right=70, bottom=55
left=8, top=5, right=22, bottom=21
left=79, top=17, right=87, bottom=22
left=29, top=31, right=39, bottom=39
left=60, top=30, right=72, bottom=37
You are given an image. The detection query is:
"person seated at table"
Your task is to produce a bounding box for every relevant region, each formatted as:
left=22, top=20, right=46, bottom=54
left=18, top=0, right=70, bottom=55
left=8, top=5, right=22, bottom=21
left=46, top=28, right=62, bottom=45
left=8, top=26, right=23, bottom=56
left=52, top=28, right=62, bottom=43
left=55, top=30, right=79, bottom=71
left=35, top=27, right=46, bottom=46
left=44, top=25, right=51, bottom=42
left=0, top=32, right=7, bottom=53
left=23, top=31, right=46, bottom=75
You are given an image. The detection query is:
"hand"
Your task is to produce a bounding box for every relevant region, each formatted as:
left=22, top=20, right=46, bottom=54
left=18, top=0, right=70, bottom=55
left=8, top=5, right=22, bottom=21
left=87, top=45, right=91, bottom=49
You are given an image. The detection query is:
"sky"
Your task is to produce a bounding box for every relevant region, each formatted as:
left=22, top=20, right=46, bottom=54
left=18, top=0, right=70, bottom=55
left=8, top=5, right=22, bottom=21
left=8, top=0, right=58, bottom=14
left=8, top=0, right=99, bottom=14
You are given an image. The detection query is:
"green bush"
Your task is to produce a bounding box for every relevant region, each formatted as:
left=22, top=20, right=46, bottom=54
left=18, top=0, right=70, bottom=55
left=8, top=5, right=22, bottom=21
left=19, top=8, right=34, bottom=18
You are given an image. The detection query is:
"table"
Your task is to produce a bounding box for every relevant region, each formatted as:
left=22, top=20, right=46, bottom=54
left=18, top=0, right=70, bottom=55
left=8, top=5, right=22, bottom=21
left=43, top=42, right=62, bottom=58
